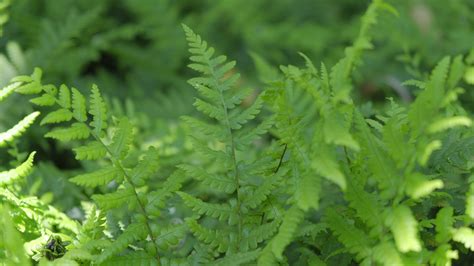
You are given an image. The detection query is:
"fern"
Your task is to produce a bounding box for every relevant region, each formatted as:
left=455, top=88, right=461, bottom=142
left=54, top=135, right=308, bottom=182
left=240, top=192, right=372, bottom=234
left=181, top=25, right=279, bottom=261
left=16, top=71, right=189, bottom=264
left=0, top=151, right=35, bottom=185
left=2, top=0, right=474, bottom=265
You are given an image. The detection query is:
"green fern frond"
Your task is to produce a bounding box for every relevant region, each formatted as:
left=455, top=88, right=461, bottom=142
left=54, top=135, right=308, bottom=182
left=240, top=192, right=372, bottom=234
left=147, top=170, right=185, bottom=210
left=295, top=166, right=321, bottom=211
left=427, top=116, right=472, bottom=134
left=89, top=84, right=108, bottom=136
left=434, top=207, right=454, bottom=244
left=452, top=227, right=474, bottom=251
left=312, top=149, right=346, bottom=190
left=408, top=57, right=451, bottom=136
left=212, top=250, right=261, bottom=266
left=387, top=205, right=422, bottom=253
left=129, top=147, right=160, bottom=184
left=70, top=167, right=121, bottom=188
left=405, top=173, right=443, bottom=200
left=466, top=183, right=474, bottom=220
left=227, top=96, right=263, bottom=130
left=271, top=206, right=304, bottom=260
left=0, top=112, right=40, bottom=147
left=100, top=251, right=156, bottom=266
left=344, top=178, right=384, bottom=235
left=109, top=117, right=134, bottom=159
left=429, top=244, right=459, bottom=266
left=58, top=84, right=71, bottom=108
left=155, top=224, right=187, bottom=251
left=241, top=221, right=280, bottom=252
left=0, top=82, right=21, bottom=102
left=177, top=192, right=235, bottom=223
left=29, top=93, right=56, bottom=106
left=354, top=110, right=399, bottom=195
left=0, top=152, right=35, bottom=185
left=186, top=218, right=230, bottom=253
left=95, top=222, right=148, bottom=264
left=45, top=122, right=90, bottom=141
left=92, top=187, right=135, bottom=211
left=179, top=164, right=236, bottom=194
left=40, top=108, right=73, bottom=125
left=0, top=205, right=30, bottom=266
left=71, top=87, right=87, bottom=122
left=14, top=68, right=43, bottom=94
left=372, top=242, right=402, bottom=266
left=325, top=208, right=372, bottom=262
left=73, top=141, right=107, bottom=160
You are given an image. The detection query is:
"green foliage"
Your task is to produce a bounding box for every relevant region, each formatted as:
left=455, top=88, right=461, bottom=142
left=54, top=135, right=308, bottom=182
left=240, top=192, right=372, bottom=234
left=1, top=0, right=474, bottom=265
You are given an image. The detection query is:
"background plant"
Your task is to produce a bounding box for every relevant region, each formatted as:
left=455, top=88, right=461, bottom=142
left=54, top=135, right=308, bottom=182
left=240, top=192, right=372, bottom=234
left=0, top=0, right=474, bottom=265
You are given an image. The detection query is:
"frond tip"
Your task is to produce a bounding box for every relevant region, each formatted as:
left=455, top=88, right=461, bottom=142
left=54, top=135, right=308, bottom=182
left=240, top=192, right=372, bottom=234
left=0, top=112, right=40, bottom=147
left=0, top=152, right=36, bottom=185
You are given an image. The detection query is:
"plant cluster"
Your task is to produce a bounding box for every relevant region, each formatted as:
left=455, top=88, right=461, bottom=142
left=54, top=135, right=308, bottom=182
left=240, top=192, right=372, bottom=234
left=1, top=0, right=474, bottom=265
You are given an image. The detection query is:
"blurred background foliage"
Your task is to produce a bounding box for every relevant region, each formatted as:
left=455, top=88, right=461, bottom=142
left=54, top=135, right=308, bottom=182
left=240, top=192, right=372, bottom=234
left=0, top=0, right=473, bottom=213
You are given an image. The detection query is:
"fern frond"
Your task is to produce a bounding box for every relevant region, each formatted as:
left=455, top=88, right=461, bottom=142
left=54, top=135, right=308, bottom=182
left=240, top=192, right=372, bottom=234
left=100, top=251, right=156, bottom=266
left=73, top=141, right=107, bottom=160
left=271, top=206, right=304, bottom=260
left=325, top=208, right=372, bottom=261
left=95, top=222, right=148, bottom=264
left=70, top=166, right=120, bottom=188
left=243, top=174, right=282, bottom=209
left=434, top=207, right=454, bottom=244
left=58, top=84, right=71, bottom=108
left=228, top=96, right=263, bottom=130
left=0, top=82, right=21, bottom=102
left=295, top=166, right=321, bottom=211
left=109, top=117, right=134, bottom=159
left=427, top=116, right=472, bottom=134
left=0, top=112, right=40, bottom=147
left=241, top=221, right=279, bottom=252
left=312, top=149, right=346, bottom=190
left=452, top=227, right=474, bottom=251
left=257, top=244, right=279, bottom=266
left=177, top=192, right=234, bottom=223
left=179, top=164, right=236, bottom=194
left=29, top=93, right=56, bottom=106
left=467, top=183, right=474, bottom=220
left=45, top=122, right=90, bottom=141
left=147, top=170, right=185, bottom=210
left=186, top=218, right=230, bottom=253
left=372, top=242, right=402, bottom=266
left=212, top=250, right=260, bottom=266
left=155, top=224, right=187, bottom=250
left=89, top=84, right=108, bottom=136
left=322, top=110, right=359, bottom=151
left=0, top=205, right=30, bottom=266
left=387, top=205, right=422, bottom=253
left=408, top=57, right=451, bottom=136
left=14, top=68, right=42, bottom=94
left=130, top=147, right=160, bottom=184
left=354, top=110, right=399, bottom=195
left=429, top=244, right=459, bottom=266
left=406, top=173, right=443, bottom=200
left=0, top=152, right=35, bottom=185
left=92, top=188, right=135, bottom=211
left=40, top=108, right=73, bottom=125
left=344, top=179, right=384, bottom=235
left=71, top=87, right=87, bottom=122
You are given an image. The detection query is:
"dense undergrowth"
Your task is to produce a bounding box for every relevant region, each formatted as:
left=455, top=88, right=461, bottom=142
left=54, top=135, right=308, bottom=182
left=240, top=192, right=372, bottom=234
left=1, top=0, right=474, bottom=265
